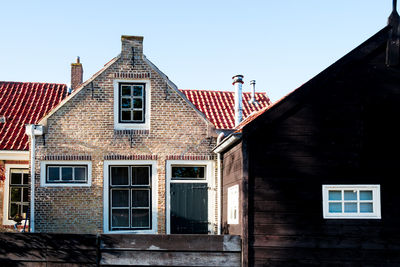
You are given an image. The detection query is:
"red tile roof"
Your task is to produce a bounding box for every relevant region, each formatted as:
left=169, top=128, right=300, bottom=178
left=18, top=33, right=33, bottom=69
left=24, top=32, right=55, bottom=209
left=0, top=82, right=67, bottom=151
left=181, top=89, right=272, bottom=129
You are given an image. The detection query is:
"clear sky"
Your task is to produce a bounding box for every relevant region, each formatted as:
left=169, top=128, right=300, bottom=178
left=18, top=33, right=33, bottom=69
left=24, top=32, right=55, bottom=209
left=0, top=1, right=394, bottom=101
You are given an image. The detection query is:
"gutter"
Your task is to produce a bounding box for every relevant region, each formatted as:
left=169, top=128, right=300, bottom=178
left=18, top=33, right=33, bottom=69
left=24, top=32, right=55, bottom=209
left=25, top=124, right=44, bottom=232
left=0, top=150, right=29, bottom=160
left=213, top=133, right=242, bottom=154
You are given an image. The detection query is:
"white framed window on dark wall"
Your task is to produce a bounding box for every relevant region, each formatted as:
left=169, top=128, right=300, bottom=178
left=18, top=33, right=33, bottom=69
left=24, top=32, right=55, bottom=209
left=119, top=83, right=145, bottom=123
left=227, top=184, right=239, bottom=224
left=322, top=185, right=381, bottom=219
left=109, top=165, right=152, bottom=231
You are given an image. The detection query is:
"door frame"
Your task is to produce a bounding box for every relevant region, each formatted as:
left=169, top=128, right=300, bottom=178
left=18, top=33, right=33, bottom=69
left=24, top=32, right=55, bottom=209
left=165, top=160, right=215, bottom=234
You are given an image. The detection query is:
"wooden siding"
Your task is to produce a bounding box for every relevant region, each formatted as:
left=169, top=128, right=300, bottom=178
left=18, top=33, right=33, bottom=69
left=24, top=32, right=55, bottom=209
left=222, top=141, right=243, bottom=236
left=0, top=233, right=241, bottom=266
left=243, top=46, right=400, bottom=265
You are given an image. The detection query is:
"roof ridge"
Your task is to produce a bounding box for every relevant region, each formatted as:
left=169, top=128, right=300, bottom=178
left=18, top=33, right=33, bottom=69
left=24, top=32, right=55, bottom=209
left=180, top=88, right=267, bottom=94
left=0, top=81, right=67, bottom=86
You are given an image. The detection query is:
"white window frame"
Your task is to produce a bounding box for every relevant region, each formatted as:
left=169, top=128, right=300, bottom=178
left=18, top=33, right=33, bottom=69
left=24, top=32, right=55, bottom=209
left=113, top=79, right=151, bottom=130
left=40, top=161, right=92, bottom=187
left=165, top=160, right=215, bottom=234
left=322, top=185, right=381, bottom=219
left=227, top=184, right=239, bottom=224
left=2, top=164, right=29, bottom=225
left=103, top=160, right=158, bottom=234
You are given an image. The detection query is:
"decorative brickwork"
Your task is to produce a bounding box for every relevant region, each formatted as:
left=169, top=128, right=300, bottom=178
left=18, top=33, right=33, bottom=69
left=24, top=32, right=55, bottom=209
left=32, top=36, right=218, bottom=234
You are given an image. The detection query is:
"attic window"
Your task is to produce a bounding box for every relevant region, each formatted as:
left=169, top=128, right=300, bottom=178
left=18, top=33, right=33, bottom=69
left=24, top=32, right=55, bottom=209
left=113, top=80, right=150, bottom=130
left=0, top=116, right=5, bottom=123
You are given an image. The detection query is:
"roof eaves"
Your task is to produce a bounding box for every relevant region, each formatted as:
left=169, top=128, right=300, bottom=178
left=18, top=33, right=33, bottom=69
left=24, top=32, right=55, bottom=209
left=38, top=55, right=121, bottom=125
left=213, top=132, right=242, bottom=154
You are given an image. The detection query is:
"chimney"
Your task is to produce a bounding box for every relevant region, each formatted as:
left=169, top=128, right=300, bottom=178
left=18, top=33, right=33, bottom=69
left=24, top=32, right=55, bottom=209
left=71, top=56, right=83, bottom=91
left=121, top=35, right=144, bottom=66
left=232, top=75, right=244, bottom=126
left=249, top=80, right=257, bottom=104
left=387, top=0, right=400, bottom=66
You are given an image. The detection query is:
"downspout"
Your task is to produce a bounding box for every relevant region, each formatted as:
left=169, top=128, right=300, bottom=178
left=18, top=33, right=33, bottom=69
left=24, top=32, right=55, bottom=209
left=216, top=132, right=225, bottom=235
left=25, top=124, right=44, bottom=232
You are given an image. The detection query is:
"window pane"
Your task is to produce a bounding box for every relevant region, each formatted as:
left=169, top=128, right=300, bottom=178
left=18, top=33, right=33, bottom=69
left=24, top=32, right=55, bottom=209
left=61, top=167, right=73, bottom=181
left=121, top=110, right=131, bottom=121
left=360, top=203, right=373, bottom=213
left=112, top=190, right=129, bottom=207
left=132, top=190, right=149, bottom=207
left=48, top=167, right=60, bottom=181
left=132, top=209, right=150, bottom=228
left=23, top=173, right=29, bottom=185
left=133, top=98, right=143, bottom=109
left=132, top=111, right=143, bottom=121
left=344, top=190, right=357, bottom=200
left=10, top=203, right=18, bottom=219
left=75, top=167, right=86, bottom=181
left=112, top=209, right=129, bottom=227
left=360, top=191, right=373, bottom=201
left=121, top=85, right=131, bottom=96
left=122, top=98, right=131, bottom=108
left=133, top=86, right=143, bottom=96
left=132, top=167, right=149, bottom=185
left=344, top=203, right=357, bottom=213
left=172, top=166, right=205, bottom=179
left=111, top=167, right=129, bottom=185
left=22, top=188, right=29, bottom=202
left=11, top=173, right=21, bottom=185
left=11, top=188, right=21, bottom=202
left=329, top=203, right=342, bottom=213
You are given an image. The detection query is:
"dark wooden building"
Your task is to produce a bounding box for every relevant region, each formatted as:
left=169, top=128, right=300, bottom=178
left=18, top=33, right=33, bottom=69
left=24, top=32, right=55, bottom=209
left=215, top=8, right=400, bottom=267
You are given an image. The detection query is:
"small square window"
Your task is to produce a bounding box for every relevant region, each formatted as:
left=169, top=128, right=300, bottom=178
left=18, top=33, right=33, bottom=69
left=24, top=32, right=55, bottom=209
left=322, top=185, right=381, bottom=219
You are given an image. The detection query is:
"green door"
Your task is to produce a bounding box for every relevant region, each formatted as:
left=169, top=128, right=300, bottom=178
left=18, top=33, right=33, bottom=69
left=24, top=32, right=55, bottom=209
left=170, top=183, right=208, bottom=234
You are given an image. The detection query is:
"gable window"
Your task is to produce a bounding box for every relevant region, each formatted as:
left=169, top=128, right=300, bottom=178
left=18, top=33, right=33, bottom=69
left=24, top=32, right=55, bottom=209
left=322, top=185, right=381, bottom=219
left=119, top=83, right=145, bottom=123
left=113, top=80, right=150, bottom=130
left=227, top=184, right=239, bottom=224
left=8, top=169, right=29, bottom=220
left=40, top=161, right=92, bottom=187
left=109, top=166, right=152, bottom=231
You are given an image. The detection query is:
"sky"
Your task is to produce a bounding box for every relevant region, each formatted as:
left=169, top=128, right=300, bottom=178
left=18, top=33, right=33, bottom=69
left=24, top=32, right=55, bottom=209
left=0, top=1, right=394, bottom=101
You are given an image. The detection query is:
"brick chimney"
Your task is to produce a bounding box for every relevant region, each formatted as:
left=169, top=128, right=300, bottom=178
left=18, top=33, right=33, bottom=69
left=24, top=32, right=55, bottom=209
left=121, top=35, right=144, bottom=65
left=71, top=56, right=83, bottom=91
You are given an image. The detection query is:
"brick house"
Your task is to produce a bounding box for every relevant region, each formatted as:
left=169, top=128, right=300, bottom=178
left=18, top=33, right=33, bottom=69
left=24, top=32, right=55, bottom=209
left=23, top=35, right=270, bottom=234
left=0, top=82, right=67, bottom=228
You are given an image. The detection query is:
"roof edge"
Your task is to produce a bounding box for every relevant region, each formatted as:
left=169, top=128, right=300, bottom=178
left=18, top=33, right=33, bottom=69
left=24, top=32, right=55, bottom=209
left=38, top=55, right=121, bottom=125
left=213, top=133, right=242, bottom=154
left=241, top=25, right=392, bottom=134
left=143, top=55, right=215, bottom=128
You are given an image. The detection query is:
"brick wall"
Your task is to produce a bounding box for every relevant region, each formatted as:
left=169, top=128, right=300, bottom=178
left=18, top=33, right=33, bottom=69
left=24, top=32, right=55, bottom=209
left=33, top=36, right=218, bottom=233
